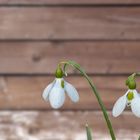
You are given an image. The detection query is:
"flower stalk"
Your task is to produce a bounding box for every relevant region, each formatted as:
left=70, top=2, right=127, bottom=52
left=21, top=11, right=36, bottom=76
left=59, top=60, right=116, bottom=140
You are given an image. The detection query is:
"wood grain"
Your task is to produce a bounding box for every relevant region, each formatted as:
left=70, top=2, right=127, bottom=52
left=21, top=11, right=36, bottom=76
left=0, top=111, right=139, bottom=140
left=0, top=7, right=140, bottom=40
left=0, top=1, right=139, bottom=139
left=0, top=75, right=132, bottom=110
left=0, top=0, right=139, bottom=5
left=0, top=42, right=139, bottom=74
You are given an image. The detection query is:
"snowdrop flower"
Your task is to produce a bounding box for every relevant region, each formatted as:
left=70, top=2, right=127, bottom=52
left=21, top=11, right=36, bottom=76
left=42, top=67, right=79, bottom=109
left=112, top=89, right=140, bottom=118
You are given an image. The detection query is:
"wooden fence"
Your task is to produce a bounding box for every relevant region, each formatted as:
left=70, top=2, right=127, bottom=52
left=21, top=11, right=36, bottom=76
left=0, top=0, right=140, bottom=139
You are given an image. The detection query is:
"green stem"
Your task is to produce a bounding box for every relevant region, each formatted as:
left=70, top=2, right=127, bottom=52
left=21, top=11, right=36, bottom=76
left=135, top=72, right=140, bottom=76
left=86, top=124, right=93, bottom=140
left=129, top=72, right=140, bottom=78
left=60, top=60, right=116, bottom=140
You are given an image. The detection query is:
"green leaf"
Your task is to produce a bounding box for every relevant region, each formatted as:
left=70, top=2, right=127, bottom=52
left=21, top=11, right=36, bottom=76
left=138, top=136, right=140, bottom=140
left=86, top=124, right=92, bottom=140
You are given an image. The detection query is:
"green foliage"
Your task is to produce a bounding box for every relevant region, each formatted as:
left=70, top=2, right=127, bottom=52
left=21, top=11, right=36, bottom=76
left=86, top=124, right=92, bottom=140
left=61, top=60, right=116, bottom=140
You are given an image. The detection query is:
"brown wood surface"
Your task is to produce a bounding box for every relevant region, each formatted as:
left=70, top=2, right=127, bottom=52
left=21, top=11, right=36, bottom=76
left=0, top=0, right=139, bottom=139
left=0, top=0, right=139, bottom=5
left=0, top=42, right=139, bottom=74
left=0, top=7, right=140, bottom=40
left=0, top=111, right=139, bottom=140
left=0, top=75, right=133, bottom=110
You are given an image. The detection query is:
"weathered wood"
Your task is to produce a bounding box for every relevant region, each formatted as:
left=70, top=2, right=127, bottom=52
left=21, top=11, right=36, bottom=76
left=0, top=75, right=133, bottom=110
left=0, top=0, right=139, bottom=5
left=0, top=42, right=140, bottom=74
left=0, top=8, right=140, bottom=40
left=0, top=111, right=139, bottom=140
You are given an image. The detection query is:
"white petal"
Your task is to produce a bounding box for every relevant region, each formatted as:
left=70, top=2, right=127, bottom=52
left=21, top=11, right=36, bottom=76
left=65, top=81, right=79, bottom=102
left=131, top=95, right=140, bottom=117
left=49, top=79, right=65, bottom=109
left=132, top=90, right=139, bottom=98
left=42, top=81, right=55, bottom=101
left=112, top=94, right=127, bottom=117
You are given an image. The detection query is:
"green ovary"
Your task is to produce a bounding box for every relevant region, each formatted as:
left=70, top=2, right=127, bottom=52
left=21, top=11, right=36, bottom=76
left=127, top=92, right=134, bottom=101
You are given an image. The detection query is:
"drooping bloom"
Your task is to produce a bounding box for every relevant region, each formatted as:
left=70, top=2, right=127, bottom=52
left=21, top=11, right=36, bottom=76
left=112, top=89, right=140, bottom=117
left=42, top=78, right=79, bottom=109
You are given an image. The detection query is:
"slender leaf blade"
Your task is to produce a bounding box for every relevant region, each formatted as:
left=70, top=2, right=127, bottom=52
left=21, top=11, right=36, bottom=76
left=86, top=124, right=92, bottom=140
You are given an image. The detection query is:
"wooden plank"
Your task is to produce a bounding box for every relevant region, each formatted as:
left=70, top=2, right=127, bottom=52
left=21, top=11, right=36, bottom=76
left=0, top=0, right=139, bottom=5
left=0, top=42, right=140, bottom=74
left=0, top=75, right=134, bottom=110
left=0, top=7, right=140, bottom=40
left=0, top=110, right=139, bottom=140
